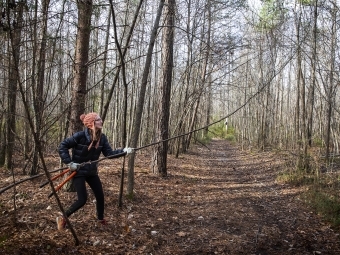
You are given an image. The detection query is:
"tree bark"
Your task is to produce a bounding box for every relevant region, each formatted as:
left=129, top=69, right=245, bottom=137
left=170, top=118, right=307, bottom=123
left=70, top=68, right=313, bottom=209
left=68, top=0, right=93, bottom=134
left=151, top=0, right=175, bottom=177
left=30, top=0, right=50, bottom=175
left=185, top=1, right=211, bottom=150
left=4, top=2, right=24, bottom=170
left=127, top=0, right=165, bottom=196
left=324, top=3, right=337, bottom=164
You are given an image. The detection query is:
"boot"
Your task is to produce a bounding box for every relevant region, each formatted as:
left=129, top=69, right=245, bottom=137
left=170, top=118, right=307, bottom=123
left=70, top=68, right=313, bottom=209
left=56, top=216, right=66, bottom=230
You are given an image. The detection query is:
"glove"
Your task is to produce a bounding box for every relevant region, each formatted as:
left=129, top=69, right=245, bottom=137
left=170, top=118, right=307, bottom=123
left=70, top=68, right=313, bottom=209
left=68, top=162, right=80, bottom=171
left=123, top=147, right=134, bottom=154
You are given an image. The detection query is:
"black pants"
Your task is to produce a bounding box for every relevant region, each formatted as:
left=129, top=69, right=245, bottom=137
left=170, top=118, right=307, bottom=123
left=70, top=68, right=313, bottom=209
left=65, top=175, right=105, bottom=220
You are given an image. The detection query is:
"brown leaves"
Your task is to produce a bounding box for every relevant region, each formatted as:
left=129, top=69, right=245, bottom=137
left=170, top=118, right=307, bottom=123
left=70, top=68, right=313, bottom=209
left=0, top=141, right=340, bottom=254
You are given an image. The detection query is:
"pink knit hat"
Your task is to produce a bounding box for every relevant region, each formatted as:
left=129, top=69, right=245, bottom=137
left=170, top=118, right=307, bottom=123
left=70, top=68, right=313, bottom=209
left=80, top=112, right=99, bottom=130
left=80, top=112, right=101, bottom=150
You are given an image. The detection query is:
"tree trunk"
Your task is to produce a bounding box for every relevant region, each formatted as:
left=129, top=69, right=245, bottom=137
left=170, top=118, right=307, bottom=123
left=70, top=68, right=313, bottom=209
left=294, top=8, right=301, bottom=149
left=127, top=0, right=165, bottom=196
left=303, top=0, right=318, bottom=172
left=64, top=0, right=93, bottom=191
left=324, top=4, right=337, bottom=164
left=307, top=0, right=318, bottom=148
left=30, top=0, right=50, bottom=175
left=151, top=0, right=175, bottom=177
left=68, top=0, right=93, bottom=134
left=185, top=1, right=211, bottom=150
left=4, top=2, right=24, bottom=170
left=101, top=0, right=144, bottom=122
left=99, top=8, right=111, bottom=117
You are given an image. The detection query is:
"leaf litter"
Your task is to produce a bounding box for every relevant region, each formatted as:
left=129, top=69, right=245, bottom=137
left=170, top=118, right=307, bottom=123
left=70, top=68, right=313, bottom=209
left=0, top=139, right=340, bottom=254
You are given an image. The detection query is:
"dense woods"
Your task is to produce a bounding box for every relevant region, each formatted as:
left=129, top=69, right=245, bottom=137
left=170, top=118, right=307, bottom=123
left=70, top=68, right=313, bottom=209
left=2, top=0, right=340, bottom=253
left=1, top=0, right=340, bottom=193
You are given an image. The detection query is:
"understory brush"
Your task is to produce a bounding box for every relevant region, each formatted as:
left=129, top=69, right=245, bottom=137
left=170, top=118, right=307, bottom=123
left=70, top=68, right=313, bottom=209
left=303, top=187, right=340, bottom=227
left=276, top=152, right=340, bottom=229
left=197, top=121, right=236, bottom=144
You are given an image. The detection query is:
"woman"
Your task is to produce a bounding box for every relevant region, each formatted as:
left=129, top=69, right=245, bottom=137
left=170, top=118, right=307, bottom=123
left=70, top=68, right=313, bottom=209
left=57, top=112, right=133, bottom=230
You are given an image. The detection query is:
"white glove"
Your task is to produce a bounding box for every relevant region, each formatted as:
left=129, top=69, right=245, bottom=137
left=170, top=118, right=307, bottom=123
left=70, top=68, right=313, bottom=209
left=123, top=147, right=134, bottom=154
left=68, top=162, right=81, bottom=171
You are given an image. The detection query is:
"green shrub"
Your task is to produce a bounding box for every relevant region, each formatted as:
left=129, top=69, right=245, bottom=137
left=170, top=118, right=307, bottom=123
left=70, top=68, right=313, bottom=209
left=303, top=189, right=340, bottom=228
left=208, top=121, right=235, bottom=140
left=225, top=134, right=235, bottom=142
left=276, top=171, right=315, bottom=186
left=313, top=137, right=323, bottom=148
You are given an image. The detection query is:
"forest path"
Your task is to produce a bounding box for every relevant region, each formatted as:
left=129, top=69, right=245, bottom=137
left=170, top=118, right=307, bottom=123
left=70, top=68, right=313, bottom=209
left=143, top=138, right=340, bottom=254
left=1, top=139, right=340, bottom=254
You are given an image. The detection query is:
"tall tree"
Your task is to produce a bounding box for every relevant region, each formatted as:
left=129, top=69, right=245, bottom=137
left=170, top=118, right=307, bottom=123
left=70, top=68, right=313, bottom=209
left=302, top=0, right=318, bottom=171
left=127, top=0, right=165, bottom=196
left=4, top=1, right=24, bottom=170
left=99, top=8, right=111, bottom=117
left=109, top=0, right=129, bottom=207
left=30, top=0, right=50, bottom=175
left=185, top=0, right=211, bottom=151
left=68, top=0, right=93, bottom=134
left=324, top=1, right=337, bottom=164
left=101, top=0, right=144, bottom=122
left=294, top=2, right=302, bottom=151
left=306, top=0, right=318, bottom=148
left=151, top=0, right=176, bottom=176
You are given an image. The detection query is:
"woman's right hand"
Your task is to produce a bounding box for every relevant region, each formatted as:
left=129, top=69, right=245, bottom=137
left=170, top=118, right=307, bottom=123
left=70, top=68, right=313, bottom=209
left=68, top=162, right=81, bottom=171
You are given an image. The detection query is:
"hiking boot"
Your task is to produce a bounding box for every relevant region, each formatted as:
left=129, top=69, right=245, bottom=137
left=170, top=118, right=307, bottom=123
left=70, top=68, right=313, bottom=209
left=56, top=216, right=66, bottom=230
left=98, top=219, right=108, bottom=226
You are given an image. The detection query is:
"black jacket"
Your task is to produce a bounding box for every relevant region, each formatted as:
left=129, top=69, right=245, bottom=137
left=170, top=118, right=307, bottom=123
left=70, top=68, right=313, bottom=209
left=58, top=128, right=125, bottom=176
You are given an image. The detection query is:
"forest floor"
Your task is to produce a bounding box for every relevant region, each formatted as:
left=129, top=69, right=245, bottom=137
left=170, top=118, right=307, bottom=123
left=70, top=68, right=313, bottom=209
left=0, top=139, right=340, bottom=254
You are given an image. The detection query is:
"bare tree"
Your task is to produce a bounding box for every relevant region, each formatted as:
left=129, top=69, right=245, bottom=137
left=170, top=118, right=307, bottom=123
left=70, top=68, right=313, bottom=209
left=320, top=1, right=337, bottom=164
left=30, top=0, right=50, bottom=175
left=151, top=0, right=176, bottom=176
left=127, top=0, right=165, bottom=196
left=68, top=0, right=93, bottom=134
left=185, top=0, right=212, bottom=151
left=4, top=1, right=24, bottom=170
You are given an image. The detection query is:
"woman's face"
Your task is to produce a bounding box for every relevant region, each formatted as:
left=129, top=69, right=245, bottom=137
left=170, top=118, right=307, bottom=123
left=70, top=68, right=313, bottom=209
left=94, top=115, right=103, bottom=129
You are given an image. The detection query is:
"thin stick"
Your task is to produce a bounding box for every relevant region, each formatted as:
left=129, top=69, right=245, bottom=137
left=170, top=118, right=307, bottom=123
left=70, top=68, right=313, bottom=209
left=0, top=166, right=69, bottom=195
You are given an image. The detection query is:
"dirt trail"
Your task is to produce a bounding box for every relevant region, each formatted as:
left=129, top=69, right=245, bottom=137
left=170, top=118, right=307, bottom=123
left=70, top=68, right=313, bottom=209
left=168, top=139, right=340, bottom=255
left=1, top=139, right=340, bottom=254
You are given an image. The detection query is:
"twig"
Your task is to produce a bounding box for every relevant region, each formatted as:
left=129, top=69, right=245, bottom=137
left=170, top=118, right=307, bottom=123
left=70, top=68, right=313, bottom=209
left=0, top=166, right=68, bottom=195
